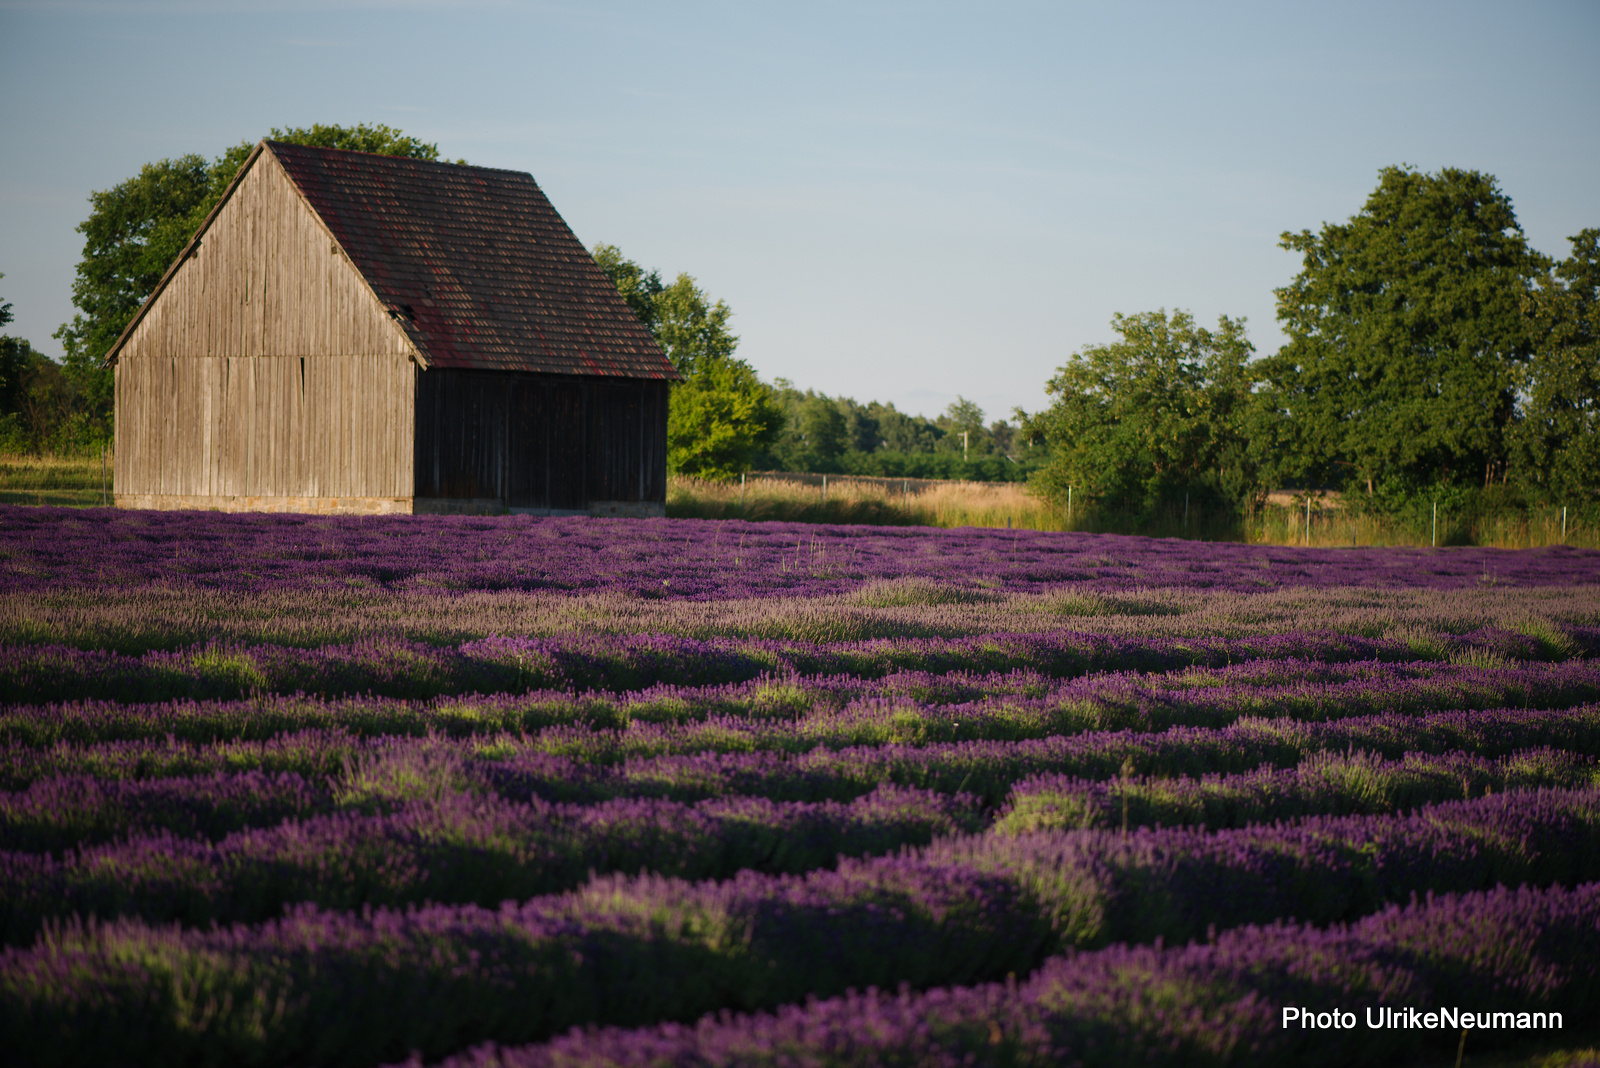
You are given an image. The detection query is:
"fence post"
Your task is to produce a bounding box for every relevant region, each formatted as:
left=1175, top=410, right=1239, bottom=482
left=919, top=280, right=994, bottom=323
left=1432, top=500, right=1438, bottom=548
left=822, top=475, right=827, bottom=505
left=1305, top=494, right=1310, bottom=547
left=1563, top=506, right=1568, bottom=542
left=1067, top=485, right=1073, bottom=529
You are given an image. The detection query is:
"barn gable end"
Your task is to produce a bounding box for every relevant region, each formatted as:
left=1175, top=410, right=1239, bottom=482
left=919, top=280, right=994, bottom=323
left=114, top=146, right=419, bottom=512
left=115, top=147, right=416, bottom=363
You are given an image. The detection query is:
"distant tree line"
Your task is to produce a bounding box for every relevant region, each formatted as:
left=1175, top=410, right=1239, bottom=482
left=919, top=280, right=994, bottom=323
left=753, top=385, right=1046, bottom=482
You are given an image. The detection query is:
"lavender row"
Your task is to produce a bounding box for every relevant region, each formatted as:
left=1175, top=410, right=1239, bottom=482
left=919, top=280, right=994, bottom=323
left=0, top=628, right=1483, bottom=705
left=8, top=506, right=1597, bottom=599
left=475, top=705, right=1600, bottom=808
left=9, top=735, right=1591, bottom=857
left=0, top=770, right=326, bottom=852
left=994, top=746, right=1598, bottom=833
left=8, top=654, right=1600, bottom=752
left=411, top=881, right=1600, bottom=1068
left=10, top=704, right=1600, bottom=808
left=4, top=789, right=1598, bottom=1066
left=0, top=785, right=979, bottom=943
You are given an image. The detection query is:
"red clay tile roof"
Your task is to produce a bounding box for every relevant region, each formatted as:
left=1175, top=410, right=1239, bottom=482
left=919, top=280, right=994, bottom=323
left=267, top=141, right=677, bottom=379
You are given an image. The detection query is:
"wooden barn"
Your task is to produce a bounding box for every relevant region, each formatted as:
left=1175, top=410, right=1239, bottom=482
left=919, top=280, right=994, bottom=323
left=107, top=140, right=678, bottom=516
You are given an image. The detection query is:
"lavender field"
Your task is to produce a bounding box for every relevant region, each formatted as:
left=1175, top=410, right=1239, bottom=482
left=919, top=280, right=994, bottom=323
left=2, top=505, right=1600, bottom=1066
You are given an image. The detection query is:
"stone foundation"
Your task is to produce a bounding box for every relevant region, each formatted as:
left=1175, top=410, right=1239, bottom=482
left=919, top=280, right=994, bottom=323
left=116, top=494, right=667, bottom=518
left=115, top=494, right=412, bottom=515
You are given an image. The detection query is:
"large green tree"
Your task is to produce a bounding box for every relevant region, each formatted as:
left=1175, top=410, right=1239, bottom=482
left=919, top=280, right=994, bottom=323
left=54, top=124, right=441, bottom=442
left=1267, top=165, right=1547, bottom=500
left=1510, top=229, right=1600, bottom=502
left=593, top=245, right=782, bottom=479
left=1024, top=309, right=1261, bottom=514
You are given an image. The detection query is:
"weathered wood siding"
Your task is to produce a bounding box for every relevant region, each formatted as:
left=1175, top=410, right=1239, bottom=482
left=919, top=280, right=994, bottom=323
left=114, top=151, right=416, bottom=507
left=415, top=371, right=668, bottom=513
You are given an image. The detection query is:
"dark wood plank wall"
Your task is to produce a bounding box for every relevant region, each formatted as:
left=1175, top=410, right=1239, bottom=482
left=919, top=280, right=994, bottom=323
left=114, top=151, right=416, bottom=502
left=416, top=370, right=668, bottom=509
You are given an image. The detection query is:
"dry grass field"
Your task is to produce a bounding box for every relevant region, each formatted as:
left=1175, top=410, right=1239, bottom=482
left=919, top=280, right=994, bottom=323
left=669, top=473, right=1597, bottom=549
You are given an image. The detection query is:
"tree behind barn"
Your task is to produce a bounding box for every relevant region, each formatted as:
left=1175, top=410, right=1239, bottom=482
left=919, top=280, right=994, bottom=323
left=594, top=246, right=781, bottom=479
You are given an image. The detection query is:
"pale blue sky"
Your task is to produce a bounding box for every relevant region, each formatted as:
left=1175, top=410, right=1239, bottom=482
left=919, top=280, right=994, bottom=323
left=2, top=1, right=1596, bottom=421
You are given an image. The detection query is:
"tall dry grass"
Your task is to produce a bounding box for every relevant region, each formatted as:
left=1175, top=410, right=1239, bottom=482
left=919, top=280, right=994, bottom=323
left=1251, top=501, right=1597, bottom=550
left=0, top=453, right=111, bottom=508
left=667, top=474, right=1062, bottom=530
left=671, top=474, right=1599, bottom=549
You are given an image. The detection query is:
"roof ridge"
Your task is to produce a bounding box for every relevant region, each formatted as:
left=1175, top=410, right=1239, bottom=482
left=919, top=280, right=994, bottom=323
left=263, top=140, right=534, bottom=179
